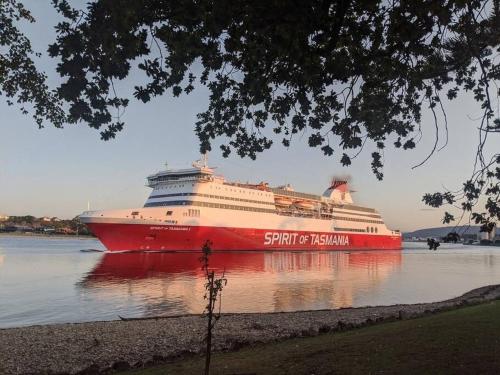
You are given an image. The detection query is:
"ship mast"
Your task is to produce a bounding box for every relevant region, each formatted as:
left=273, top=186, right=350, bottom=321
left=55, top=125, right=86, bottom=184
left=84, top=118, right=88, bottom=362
left=193, top=152, right=209, bottom=169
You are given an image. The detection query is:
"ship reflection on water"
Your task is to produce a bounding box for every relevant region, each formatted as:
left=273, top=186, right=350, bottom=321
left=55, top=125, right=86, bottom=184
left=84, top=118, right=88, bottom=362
left=80, top=251, right=402, bottom=317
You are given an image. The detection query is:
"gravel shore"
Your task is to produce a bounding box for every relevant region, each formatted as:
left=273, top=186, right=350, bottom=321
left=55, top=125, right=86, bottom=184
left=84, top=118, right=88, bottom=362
left=2, top=284, right=500, bottom=375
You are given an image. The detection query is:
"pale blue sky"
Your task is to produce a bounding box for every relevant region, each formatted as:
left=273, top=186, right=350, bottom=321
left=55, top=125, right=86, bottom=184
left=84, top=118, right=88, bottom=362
left=0, top=1, right=496, bottom=231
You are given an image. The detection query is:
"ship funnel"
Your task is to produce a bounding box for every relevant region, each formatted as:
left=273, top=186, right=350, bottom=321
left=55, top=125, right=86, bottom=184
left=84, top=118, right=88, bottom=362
left=323, top=180, right=353, bottom=204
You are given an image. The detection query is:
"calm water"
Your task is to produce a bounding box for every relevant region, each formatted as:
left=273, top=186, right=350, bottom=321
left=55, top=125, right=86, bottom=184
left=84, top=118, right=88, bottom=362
left=1, top=235, right=500, bottom=328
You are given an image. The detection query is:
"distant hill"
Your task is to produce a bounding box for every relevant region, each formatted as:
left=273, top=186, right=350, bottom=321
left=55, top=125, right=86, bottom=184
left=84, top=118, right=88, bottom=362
left=404, top=225, right=481, bottom=239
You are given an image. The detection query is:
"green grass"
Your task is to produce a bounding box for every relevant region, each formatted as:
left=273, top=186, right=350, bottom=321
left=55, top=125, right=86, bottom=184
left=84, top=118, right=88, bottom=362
left=126, top=301, right=500, bottom=374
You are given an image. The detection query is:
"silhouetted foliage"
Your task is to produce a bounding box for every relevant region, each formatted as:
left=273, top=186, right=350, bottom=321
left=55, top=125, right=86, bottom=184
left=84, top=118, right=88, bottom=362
left=1, top=1, right=500, bottom=229
left=0, top=0, right=65, bottom=127
left=443, top=231, right=460, bottom=243
left=427, top=238, right=440, bottom=250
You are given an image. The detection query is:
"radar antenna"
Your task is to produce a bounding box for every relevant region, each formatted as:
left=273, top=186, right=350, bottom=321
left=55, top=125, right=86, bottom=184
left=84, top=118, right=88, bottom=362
left=193, top=152, right=209, bottom=168
left=201, top=152, right=208, bottom=168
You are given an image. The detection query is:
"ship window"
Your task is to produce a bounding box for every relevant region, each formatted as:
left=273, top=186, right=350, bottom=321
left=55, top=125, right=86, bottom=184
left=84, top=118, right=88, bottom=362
left=166, top=211, right=173, bottom=216
left=131, top=211, right=139, bottom=216
left=375, top=227, right=378, bottom=233
left=366, top=226, right=369, bottom=232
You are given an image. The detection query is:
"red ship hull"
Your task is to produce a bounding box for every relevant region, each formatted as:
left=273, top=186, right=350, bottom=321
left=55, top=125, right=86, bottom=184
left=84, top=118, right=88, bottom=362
left=86, top=223, right=402, bottom=252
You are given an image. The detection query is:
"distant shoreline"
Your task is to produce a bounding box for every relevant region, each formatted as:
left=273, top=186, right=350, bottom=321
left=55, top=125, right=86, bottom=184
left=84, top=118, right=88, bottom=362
left=0, top=232, right=95, bottom=240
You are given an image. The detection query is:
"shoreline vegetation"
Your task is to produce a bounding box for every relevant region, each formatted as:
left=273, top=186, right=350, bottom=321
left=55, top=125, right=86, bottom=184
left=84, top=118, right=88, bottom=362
left=0, top=232, right=94, bottom=239
left=1, top=285, right=500, bottom=375
left=0, top=215, right=92, bottom=236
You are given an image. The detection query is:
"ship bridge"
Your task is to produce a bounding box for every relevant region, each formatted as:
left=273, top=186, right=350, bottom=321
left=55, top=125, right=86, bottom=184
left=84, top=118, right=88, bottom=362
left=146, top=156, right=219, bottom=188
left=146, top=167, right=215, bottom=187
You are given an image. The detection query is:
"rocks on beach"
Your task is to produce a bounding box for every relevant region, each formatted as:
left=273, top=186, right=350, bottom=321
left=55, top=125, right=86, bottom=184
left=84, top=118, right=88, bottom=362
left=1, top=285, right=500, bottom=375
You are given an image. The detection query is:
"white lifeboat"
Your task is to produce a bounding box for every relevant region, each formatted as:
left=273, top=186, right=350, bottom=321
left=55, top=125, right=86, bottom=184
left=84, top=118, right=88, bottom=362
left=275, top=197, right=293, bottom=206
left=294, top=200, right=315, bottom=210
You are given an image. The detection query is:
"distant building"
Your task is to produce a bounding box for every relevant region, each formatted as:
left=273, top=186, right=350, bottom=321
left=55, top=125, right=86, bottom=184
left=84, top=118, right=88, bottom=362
left=462, top=233, right=477, bottom=242
left=51, top=217, right=61, bottom=222
left=57, top=227, right=75, bottom=235
left=15, top=225, right=33, bottom=232
left=41, top=217, right=51, bottom=222
left=478, top=223, right=498, bottom=243
left=0, top=214, right=9, bottom=221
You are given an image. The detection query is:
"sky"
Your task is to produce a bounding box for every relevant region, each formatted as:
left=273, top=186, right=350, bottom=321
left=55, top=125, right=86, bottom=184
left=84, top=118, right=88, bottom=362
left=0, top=1, right=497, bottom=232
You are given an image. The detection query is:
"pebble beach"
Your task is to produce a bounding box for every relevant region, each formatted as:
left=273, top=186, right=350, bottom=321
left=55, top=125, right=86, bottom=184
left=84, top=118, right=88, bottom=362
left=1, top=284, right=500, bottom=375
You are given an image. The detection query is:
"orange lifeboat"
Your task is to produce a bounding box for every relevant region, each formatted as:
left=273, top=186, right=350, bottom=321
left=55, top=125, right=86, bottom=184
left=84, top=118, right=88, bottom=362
left=275, top=197, right=293, bottom=206
left=294, top=200, right=316, bottom=210
left=256, top=182, right=270, bottom=191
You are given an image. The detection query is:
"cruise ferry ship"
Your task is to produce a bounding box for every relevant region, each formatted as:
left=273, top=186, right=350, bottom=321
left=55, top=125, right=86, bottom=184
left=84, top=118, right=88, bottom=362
left=80, top=157, right=401, bottom=251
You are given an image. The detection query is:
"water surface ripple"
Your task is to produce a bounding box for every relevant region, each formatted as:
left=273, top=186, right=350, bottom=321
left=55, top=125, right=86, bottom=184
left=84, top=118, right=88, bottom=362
left=1, top=235, right=500, bottom=328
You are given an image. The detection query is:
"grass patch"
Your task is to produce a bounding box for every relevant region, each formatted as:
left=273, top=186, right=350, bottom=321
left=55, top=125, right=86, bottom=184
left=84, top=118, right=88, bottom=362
left=126, top=301, right=500, bottom=374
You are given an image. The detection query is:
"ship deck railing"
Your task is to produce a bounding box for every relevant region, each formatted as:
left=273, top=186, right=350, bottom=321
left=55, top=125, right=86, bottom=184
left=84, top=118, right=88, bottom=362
left=276, top=209, right=335, bottom=220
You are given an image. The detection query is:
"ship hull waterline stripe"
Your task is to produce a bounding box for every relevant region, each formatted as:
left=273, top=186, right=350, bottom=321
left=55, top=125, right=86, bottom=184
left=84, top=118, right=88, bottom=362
left=86, top=223, right=402, bottom=252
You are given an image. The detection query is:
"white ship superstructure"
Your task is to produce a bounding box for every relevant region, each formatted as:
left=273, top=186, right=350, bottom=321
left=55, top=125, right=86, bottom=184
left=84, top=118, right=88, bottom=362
left=80, top=158, right=401, bottom=251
